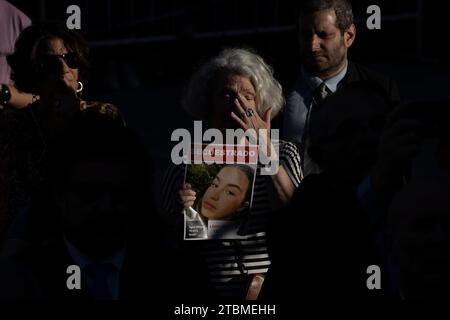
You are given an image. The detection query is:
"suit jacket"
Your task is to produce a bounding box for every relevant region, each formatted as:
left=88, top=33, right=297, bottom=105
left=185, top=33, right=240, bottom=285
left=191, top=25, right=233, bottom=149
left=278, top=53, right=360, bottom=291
left=280, top=60, right=401, bottom=176
left=342, top=61, right=400, bottom=103
left=281, top=60, right=400, bottom=142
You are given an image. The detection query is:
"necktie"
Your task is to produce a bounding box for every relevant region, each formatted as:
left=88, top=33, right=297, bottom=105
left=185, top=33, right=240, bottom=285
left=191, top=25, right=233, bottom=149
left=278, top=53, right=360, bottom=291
left=313, top=82, right=332, bottom=103
left=301, top=82, right=332, bottom=176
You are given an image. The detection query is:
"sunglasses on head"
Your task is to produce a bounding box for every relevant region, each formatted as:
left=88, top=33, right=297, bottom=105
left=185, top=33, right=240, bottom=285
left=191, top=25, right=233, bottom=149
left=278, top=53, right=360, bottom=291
left=39, top=52, right=80, bottom=70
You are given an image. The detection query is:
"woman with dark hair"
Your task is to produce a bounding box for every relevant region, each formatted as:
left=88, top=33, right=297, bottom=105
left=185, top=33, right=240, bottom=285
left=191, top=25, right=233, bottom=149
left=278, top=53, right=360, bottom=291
left=187, top=164, right=254, bottom=221
left=0, top=22, right=123, bottom=239
left=0, top=23, right=65, bottom=108
left=184, top=164, right=254, bottom=240
left=1, top=21, right=121, bottom=117
left=7, top=21, right=89, bottom=96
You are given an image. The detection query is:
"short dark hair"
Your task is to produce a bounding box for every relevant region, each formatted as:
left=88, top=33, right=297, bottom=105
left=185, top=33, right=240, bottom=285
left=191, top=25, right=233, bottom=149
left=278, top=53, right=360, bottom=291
left=7, top=21, right=90, bottom=94
left=298, top=0, right=354, bottom=33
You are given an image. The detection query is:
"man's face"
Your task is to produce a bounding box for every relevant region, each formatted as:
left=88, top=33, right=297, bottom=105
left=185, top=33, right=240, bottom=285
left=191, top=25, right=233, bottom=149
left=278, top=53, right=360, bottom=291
left=298, top=9, right=355, bottom=79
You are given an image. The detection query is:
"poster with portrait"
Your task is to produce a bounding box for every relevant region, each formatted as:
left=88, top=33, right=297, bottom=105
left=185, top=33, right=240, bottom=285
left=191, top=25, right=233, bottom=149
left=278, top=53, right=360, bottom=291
left=183, top=144, right=257, bottom=240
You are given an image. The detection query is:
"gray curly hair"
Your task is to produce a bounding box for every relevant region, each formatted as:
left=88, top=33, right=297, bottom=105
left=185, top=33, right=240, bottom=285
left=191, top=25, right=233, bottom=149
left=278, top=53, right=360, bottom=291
left=182, top=48, right=284, bottom=120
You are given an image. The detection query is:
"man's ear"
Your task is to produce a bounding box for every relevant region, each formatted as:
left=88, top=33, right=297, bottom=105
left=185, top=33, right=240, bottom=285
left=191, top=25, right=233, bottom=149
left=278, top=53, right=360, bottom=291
left=344, top=23, right=356, bottom=48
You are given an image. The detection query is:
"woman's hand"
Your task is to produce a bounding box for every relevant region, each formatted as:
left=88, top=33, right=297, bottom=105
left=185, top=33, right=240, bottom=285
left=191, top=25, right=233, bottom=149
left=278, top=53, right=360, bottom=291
left=230, top=93, right=271, bottom=133
left=179, top=183, right=196, bottom=214
left=230, top=93, right=275, bottom=158
left=41, top=74, right=77, bottom=98
left=37, top=73, right=80, bottom=118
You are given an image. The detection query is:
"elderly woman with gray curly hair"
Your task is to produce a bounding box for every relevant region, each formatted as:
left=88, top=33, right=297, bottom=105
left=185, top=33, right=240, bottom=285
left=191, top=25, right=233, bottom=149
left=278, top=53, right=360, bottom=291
left=161, top=48, right=302, bottom=300
left=180, top=48, right=302, bottom=205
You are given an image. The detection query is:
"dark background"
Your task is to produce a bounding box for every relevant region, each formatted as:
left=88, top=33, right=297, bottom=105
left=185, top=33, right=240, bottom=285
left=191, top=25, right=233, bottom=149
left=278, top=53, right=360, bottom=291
left=7, top=0, right=449, bottom=196
left=8, top=1, right=447, bottom=94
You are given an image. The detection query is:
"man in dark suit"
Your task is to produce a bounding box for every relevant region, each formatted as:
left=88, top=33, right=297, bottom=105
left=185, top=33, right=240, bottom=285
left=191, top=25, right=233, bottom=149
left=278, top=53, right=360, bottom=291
left=282, top=0, right=400, bottom=177
left=263, top=82, right=394, bottom=304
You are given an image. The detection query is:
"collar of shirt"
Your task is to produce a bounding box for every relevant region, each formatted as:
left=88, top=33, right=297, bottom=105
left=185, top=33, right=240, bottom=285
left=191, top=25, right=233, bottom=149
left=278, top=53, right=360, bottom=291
left=63, top=236, right=126, bottom=271
left=302, top=60, right=348, bottom=93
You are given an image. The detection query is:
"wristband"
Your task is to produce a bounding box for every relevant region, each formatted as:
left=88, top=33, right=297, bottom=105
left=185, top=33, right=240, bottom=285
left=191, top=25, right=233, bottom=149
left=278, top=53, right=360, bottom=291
left=0, top=84, right=12, bottom=109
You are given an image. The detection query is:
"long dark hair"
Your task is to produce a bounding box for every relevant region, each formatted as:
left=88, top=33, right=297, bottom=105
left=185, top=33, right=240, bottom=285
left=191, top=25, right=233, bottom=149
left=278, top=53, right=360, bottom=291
left=196, top=164, right=255, bottom=220
left=222, top=164, right=255, bottom=202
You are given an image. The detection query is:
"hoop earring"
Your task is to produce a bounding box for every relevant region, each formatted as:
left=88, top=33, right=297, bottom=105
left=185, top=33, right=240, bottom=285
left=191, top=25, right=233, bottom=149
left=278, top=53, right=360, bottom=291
left=76, top=81, right=83, bottom=95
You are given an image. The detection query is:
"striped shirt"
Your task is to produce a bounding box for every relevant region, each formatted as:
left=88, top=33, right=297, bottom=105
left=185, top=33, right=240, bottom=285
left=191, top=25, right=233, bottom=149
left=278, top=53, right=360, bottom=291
left=161, top=141, right=302, bottom=299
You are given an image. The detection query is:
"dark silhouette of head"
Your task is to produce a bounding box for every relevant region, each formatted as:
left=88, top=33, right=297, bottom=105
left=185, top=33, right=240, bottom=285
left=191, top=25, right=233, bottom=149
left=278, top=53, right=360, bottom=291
left=388, top=178, right=450, bottom=300
left=43, top=110, right=152, bottom=259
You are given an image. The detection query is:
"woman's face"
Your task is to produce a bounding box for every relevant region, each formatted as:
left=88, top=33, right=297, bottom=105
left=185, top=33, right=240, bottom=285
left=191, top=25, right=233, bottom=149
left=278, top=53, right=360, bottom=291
left=210, top=72, right=258, bottom=129
left=41, top=37, right=79, bottom=92
left=201, top=166, right=250, bottom=220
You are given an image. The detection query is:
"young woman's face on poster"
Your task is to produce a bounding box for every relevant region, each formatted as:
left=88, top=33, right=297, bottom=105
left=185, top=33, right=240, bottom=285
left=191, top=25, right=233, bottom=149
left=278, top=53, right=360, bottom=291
left=201, top=166, right=250, bottom=220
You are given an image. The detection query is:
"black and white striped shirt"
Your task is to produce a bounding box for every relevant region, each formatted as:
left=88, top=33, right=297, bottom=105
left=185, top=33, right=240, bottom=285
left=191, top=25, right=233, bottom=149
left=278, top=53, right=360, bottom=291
left=161, top=141, right=302, bottom=299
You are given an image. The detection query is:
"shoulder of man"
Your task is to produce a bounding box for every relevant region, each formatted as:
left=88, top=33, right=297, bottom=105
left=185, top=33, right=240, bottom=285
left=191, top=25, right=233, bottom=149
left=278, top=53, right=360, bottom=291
left=280, top=77, right=307, bottom=121
left=344, top=61, right=401, bottom=103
